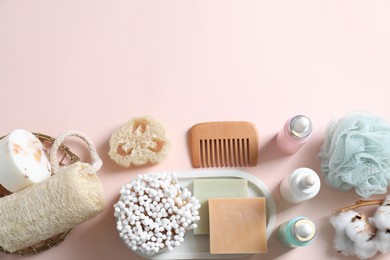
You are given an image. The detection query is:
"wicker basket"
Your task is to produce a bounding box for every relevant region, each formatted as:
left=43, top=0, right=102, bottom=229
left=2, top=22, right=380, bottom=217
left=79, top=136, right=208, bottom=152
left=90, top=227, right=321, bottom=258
left=0, top=133, right=79, bottom=255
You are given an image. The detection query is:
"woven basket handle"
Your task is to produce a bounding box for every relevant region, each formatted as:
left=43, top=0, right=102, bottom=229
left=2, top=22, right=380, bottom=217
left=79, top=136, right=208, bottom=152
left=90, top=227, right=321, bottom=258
left=50, top=130, right=102, bottom=175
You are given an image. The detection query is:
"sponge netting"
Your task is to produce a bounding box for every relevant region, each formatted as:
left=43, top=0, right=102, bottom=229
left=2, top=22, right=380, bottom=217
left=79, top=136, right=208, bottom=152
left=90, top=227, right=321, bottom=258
left=318, top=113, right=390, bottom=198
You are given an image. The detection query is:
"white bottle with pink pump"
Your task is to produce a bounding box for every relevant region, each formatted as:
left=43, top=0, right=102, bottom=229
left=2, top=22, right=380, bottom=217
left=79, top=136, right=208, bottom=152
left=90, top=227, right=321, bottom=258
left=280, top=167, right=321, bottom=204
left=276, top=115, right=313, bottom=154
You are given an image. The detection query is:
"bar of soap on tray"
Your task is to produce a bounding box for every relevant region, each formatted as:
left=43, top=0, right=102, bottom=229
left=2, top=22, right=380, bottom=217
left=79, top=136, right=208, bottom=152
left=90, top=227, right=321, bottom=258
left=0, top=129, right=51, bottom=192
left=209, top=197, right=267, bottom=254
left=193, top=178, right=248, bottom=235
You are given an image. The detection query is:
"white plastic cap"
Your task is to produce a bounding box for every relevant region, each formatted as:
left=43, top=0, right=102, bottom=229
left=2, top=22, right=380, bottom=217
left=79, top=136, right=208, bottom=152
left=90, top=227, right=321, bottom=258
left=293, top=218, right=316, bottom=242
left=295, top=117, right=310, bottom=132
left=302, top=175, right=316, bottom=188
left=290, top=115, right=312, bottom=138
left=296, top=223, right=313, bottom=238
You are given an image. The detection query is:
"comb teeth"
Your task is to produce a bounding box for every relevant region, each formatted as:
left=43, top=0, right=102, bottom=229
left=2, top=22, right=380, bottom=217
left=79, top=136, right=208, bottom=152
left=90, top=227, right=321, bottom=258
left=199, top=138, right=250, bottom=167
left=189, top=121, right=259, bottom=168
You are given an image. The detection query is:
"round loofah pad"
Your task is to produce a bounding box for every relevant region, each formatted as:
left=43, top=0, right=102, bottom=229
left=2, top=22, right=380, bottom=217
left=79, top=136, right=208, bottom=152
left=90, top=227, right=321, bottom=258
left=109, top=116, right=171, bottom=168
left=318, top=112, right=390, bottom=198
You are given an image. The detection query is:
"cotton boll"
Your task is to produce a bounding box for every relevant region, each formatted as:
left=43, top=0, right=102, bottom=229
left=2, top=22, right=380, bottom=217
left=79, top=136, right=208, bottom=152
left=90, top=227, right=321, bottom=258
left=374, top=230, right=390, bottom=254
left=344, top=214, right=377, bottom=259
left=371, top=196, right=390, bottom=231
left=330, top=210, right=358, bottom=231
left=330, top=212, right=357, bottom=256
left=333, top=231, right=355, bottom=256
left=350, top=232, right=377, bottom=259
left=370, top=195, right=390, bottom=254
left=344, top=215, right=372, bottom=240
left=330, top=211, right=377, bottom=259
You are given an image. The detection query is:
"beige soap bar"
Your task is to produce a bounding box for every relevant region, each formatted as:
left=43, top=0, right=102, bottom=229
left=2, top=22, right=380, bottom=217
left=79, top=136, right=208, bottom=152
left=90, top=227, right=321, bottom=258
left=209, top=197, right=267, bottom=254
left=193, top=178, right=248, bottom=235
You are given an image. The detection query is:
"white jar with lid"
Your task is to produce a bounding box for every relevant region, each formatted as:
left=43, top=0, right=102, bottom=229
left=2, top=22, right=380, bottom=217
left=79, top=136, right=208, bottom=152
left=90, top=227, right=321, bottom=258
left=280, top=167, right=320, bottom=204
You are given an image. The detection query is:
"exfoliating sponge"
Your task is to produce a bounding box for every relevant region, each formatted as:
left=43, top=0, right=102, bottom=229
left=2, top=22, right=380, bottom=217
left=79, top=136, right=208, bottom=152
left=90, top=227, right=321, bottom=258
left=109, top=116, right=171, bottom=167
left=318, top=112, right=390, bottom=198
left=0, top=162, right=105, bottom=253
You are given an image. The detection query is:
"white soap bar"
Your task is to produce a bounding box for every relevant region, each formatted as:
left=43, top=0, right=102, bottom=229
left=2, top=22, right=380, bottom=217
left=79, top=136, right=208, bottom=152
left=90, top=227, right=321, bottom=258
left=0, top=129, right=51, bottom=192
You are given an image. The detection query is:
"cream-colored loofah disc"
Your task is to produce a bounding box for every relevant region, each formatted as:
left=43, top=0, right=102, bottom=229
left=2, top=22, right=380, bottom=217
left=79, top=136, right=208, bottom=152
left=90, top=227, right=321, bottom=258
left=108, top=116, right=171, bottom=167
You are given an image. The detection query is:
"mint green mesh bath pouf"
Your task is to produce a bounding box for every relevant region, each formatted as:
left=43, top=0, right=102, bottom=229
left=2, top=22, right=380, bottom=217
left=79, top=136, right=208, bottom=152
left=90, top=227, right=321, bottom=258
left=318, top=112, right=390, bottom=198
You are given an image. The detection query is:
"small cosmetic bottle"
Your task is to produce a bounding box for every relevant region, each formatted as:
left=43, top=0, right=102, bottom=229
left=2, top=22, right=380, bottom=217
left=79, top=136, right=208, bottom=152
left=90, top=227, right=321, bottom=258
left=278, top=217, right=316, bottom=248
left=276, top=115, right=313, bottom=154
left=280, top=167, right=321, bottom=204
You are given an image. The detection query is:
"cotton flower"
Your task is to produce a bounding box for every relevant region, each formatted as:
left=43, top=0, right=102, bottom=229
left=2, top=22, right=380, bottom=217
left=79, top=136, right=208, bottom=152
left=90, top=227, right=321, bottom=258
left=371, top=195, right=390, bottom=254
left=330, top=210, right=359, bottom=256
left=330, top=210, right=377, bottom=259
left=346, top=217, right=377, bottom=259
left=375, top=231, right=390, bottom=254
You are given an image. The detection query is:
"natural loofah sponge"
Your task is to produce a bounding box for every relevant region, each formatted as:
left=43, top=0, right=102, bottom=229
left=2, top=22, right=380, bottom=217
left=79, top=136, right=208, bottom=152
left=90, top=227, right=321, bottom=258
left=0, top=162, right=105, bottom=253
left=109, top=116, right=171, bottom=167
left=318, top=112, right=390, bottom=198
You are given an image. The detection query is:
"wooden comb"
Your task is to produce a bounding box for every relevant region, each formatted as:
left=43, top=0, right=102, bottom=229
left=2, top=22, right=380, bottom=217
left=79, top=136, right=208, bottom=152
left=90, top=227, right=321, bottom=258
left=188, top=122, right=259, bottom=168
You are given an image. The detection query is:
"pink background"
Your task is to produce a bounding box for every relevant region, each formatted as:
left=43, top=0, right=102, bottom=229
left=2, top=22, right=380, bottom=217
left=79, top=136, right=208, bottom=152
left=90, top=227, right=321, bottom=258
left=1, top=1, right=390, bottom=259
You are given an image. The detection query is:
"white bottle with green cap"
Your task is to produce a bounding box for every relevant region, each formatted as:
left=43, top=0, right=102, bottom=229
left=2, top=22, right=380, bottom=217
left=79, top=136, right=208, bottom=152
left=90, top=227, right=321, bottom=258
left=278, top=216, right=316, bottom=248
left=280, top=167, right=321, bottom=204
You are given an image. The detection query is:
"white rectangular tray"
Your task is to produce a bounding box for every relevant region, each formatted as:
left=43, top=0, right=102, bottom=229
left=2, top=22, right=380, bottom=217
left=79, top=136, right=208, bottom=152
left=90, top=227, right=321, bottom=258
left=133, top=169, right=276, bottom=260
